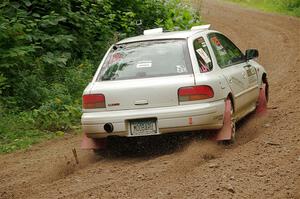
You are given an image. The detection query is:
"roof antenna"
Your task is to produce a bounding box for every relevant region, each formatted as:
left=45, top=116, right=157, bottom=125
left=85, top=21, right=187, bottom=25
left=136, top=19, right=143, bottom=35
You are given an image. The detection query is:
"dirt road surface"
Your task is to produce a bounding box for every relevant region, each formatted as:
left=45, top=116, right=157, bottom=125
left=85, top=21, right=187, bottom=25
left=1, top=0, right=300, bottom=198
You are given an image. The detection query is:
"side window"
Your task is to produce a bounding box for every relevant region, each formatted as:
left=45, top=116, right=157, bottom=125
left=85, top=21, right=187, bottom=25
left=193, top=37, right=213, bottom=72
left=208, top=33, right=244, bottom=68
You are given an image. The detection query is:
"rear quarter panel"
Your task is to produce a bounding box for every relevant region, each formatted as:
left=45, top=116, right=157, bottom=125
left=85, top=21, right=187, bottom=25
left=187, top=31, right=231, bottom=103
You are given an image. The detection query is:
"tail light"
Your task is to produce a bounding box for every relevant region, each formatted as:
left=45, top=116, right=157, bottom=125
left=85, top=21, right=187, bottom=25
left=82, top=94, right=106, bottom=109
left=178, top=85, right=214, bottom=102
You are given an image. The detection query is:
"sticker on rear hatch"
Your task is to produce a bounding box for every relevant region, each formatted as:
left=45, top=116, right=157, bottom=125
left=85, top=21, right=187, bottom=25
left=136, top=61, right=152, bottom=68
left=110, top=52, right=124, bottom=65
left=176, top=65, right=187, bottom=73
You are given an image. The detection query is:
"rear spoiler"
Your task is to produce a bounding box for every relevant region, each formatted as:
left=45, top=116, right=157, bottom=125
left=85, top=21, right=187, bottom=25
left=191, top=24, right=211, bottom=31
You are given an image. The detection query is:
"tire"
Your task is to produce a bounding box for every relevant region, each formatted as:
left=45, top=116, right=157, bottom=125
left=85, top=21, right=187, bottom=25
left=93, top=149, right=106, bottom=156
left=92, top=138, right=107, bottom=155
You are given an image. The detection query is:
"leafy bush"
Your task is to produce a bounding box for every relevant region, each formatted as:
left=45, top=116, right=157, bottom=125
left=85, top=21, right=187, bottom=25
left=156, top=0, right=201, bottom=30
left=0, top=0, right=201, bottom=109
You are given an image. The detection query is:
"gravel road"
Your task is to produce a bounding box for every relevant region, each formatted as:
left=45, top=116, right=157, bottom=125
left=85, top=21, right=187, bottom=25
left=1, top=0, right=300, bottom=198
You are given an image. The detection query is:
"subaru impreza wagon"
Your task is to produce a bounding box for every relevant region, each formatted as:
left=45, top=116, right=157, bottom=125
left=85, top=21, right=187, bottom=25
left=81, top=25, right=268, bottom=149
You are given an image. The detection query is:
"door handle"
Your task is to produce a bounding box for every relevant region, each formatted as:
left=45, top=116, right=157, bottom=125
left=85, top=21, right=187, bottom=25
left=228, top=77, right=233, bottom=84
left=135, top=100, right=148, bottom=105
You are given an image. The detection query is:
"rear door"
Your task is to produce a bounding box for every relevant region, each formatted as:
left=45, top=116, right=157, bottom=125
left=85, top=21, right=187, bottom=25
left=208, top=33, right=258, bottom=114
left=91, top=39, right=195, bottom=111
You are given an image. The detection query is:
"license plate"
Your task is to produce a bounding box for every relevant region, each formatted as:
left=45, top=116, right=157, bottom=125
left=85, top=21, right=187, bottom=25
left=129, top=119, right=158, bottom=136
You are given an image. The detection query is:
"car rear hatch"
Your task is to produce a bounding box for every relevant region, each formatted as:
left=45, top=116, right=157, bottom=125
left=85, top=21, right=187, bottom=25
left=85, top=39, right=196, bottom=111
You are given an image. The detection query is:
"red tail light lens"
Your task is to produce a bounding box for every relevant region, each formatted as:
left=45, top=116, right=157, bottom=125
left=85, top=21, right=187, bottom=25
left=82, top=94, right=106, bottom=109
left=178, top=85, right=214, bottom=102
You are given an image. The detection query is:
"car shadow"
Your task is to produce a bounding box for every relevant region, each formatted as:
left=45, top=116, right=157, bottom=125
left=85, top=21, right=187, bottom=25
left=99, top=132, right=206, bottom=158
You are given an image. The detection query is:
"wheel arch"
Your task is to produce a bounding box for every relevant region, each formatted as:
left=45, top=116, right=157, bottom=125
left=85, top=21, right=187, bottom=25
left=227, top=92, right=235, bottom=113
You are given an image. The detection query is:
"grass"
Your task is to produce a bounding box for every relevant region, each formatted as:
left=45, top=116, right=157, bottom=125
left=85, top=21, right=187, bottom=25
left=0, top=113, right=51, bottom=153
left=225, top=0, right=300, bottom=17
left=0, top=112, right=79, bottom=154
left=0, top=129, right=56, bottom=154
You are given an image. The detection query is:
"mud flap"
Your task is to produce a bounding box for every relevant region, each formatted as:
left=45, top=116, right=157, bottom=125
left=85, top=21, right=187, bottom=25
left=214, top=99, right=232, bottom=141
left=81, top=134, right=106, bottom=150
left=256, top=83, right=267, bottom=115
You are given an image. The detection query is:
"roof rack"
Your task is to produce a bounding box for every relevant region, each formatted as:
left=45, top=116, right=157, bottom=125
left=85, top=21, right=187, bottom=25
left=191, top=24, right=211, bottom=31
left=143, top=28, right=163, bottom=35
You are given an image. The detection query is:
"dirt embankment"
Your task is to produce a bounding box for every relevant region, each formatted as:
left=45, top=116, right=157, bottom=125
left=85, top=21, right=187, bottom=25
left=1, top=0, right=300, bottom=198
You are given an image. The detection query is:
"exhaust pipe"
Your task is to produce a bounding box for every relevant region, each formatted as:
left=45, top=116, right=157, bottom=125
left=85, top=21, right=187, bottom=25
left=104, top=123, right=114, bottom=133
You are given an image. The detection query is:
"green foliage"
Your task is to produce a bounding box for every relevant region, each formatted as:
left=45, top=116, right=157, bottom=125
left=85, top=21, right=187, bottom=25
left=0, top=74, right=7, bottom=95
left=0, top=112, right=55, bottom=153
left=227, top=0, right=300, bottom=17
left=0, top=0, right=201, bottom=153
left=157, top=0, right=201, bottom=30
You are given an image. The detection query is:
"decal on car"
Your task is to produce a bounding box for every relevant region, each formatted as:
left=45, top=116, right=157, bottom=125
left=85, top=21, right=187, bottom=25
left=176, top=65, right=188, bottom=73
left=196, top=48, right=211, bottom=64
left=210, top=36, right=227, bottom=56
left=136, top=61, right=152, bottom=68
left=110, top=52, right=124, bottom=65
left=246, top=66, right=258, bottom=86
left=200, top=62, right=210, bottom=72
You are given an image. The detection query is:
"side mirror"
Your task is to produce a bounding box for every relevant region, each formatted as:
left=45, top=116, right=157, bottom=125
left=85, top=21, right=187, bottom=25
left=245, top=49, right=259, bottom=61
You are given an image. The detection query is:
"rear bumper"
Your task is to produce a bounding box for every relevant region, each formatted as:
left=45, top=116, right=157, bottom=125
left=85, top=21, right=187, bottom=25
left=81, top=100, right=225, bottom=138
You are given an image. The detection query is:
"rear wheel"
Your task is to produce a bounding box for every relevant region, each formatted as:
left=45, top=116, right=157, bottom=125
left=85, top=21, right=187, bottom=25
left=93, top=148, right=106, bottom=155
left=91, top=138, right=107, bottom=155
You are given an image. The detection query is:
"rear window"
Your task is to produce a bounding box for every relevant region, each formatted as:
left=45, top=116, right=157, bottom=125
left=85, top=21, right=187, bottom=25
left=97, top=40, right=191, bottom=81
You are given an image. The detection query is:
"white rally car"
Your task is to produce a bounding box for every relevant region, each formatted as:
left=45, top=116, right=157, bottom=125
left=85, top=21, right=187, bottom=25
left=81, top=25, right=268, bottom=149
